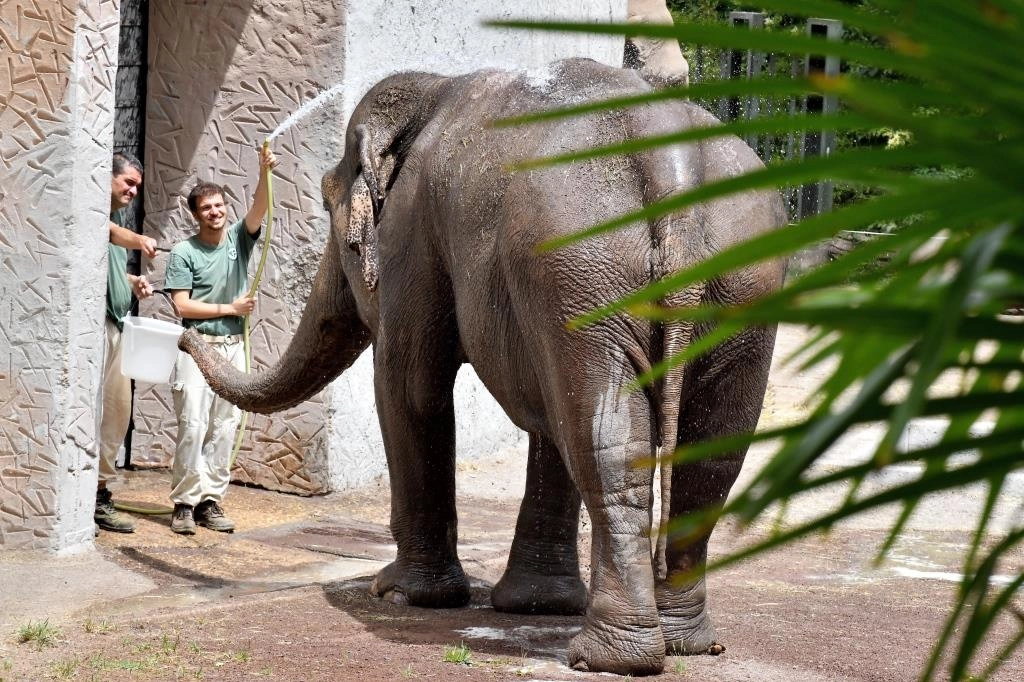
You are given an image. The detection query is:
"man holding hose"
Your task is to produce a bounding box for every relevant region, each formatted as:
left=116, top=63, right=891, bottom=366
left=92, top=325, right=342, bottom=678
left=164, top=145, right=278, bottom=535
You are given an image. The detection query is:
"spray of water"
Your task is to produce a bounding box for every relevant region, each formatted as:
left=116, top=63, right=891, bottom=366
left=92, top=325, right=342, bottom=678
left=266, top=83, right=346, bottom=142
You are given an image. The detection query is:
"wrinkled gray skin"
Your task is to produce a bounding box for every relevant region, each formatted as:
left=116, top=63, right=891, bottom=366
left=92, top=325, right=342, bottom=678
left=180, top=58, right=786, bottom=676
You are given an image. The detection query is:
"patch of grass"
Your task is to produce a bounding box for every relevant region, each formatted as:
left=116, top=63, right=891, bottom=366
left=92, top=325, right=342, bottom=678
left=82, top=617, right=113, bottom=635
left=673, top=658, right=687, bottom=674
left=16, top=620, right=60, bottom=650
left=132, top=641, right=154, bottom=655
left=50, top=657, right=80, bottom=679
left=161, top=630, right=180, bottom=655
left=400, top=663, right=417, bottom=678
left=442, top=641, right=472, bottom=665
left=84, top=653, right=160, bottom=674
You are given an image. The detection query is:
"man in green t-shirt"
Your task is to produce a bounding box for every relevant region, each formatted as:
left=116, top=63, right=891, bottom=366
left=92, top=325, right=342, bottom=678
left=163, top=145, right=278, bottom=535
left=97, top=151, right=157, bottom=533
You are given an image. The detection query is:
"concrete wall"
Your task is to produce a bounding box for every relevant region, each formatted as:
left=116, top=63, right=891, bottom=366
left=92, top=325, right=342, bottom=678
left=134, top=0, right=625, bottom=493
left=0, top=0, right=625, bottom=550
left=326, top=0, right=626, bottom=488
left=0, top=1, right=120, bottom=551
left=132, top=0, right=348, bottom=494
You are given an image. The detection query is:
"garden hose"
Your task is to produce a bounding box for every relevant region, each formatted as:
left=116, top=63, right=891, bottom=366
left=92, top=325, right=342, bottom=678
left=114, top=140, right=274, bottom=517
left=230, top=138, right=274, bottom=465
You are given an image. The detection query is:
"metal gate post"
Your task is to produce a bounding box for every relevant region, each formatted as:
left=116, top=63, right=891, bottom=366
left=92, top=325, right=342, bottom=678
left=720, top=11, right=765, bottom=149
left=798, top=18, right=843, bottom=220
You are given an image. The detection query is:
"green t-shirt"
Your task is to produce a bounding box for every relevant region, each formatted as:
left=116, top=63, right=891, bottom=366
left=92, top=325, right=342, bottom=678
left=106, top=209, right=133, bottom=331
left=164, top=219, right=260, bottom=336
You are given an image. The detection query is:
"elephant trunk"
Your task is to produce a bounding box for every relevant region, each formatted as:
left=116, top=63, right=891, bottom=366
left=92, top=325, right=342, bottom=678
left=178, top=223, right=371, bottom=414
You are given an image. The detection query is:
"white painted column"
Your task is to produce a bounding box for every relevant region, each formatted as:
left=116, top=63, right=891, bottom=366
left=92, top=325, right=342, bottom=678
left=0, top=1, right=120, bottom=552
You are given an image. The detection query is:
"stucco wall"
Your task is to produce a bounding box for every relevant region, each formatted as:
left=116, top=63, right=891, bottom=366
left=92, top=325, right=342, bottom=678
left=134, top=0, right=625, bottom=493
left=0, top=1, right=120, bottom=551
left=327, top=0, right=626, bottom=488
left=132, top=0, right=347, bottom=494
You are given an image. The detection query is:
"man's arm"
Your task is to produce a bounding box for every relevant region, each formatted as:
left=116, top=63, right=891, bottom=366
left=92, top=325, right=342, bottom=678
left=109, top=222, right=157, bottom=258
left=170, top=290, right=257, bottom=320
left=243, top=145, right=279, bottom=234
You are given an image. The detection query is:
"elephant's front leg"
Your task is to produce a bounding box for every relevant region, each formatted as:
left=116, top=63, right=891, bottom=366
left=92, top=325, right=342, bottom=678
left=368, top=329, right=468, bottom=608
left=559, top=375, right=666, bottom=676
left=491, top=432, right=586, bottom=615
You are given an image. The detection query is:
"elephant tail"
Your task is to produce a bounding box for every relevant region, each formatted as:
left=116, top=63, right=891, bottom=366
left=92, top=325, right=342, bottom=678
left=651, top=306, right=695, bottom=581
left=646, top=197, right=703, bottom=581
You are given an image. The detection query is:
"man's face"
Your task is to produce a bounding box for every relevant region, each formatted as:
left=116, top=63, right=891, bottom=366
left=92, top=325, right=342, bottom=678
left=193, top=193, right=227, bottom=232
left=111, top=168, right=142, bottom=210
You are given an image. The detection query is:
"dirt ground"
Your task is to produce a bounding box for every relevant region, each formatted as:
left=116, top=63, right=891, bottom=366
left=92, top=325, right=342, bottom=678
left=1, top=325, right=1022, bottom=681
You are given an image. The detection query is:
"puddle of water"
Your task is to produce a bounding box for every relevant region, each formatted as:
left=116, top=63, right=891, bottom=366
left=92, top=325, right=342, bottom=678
left=891, top=566, right=1016, bottom=585
left=456, top=624, right=581, bottom=657
left=457, top=626, right=507, bottom=640
left=807, top=572, right=877, bottom=584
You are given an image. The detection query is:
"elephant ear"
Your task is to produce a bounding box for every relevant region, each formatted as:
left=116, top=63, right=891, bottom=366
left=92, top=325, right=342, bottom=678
left=356, top=124, right=393, bottom=223
left=346, top=175, right=379, bottom=291
left=346, top=124, right=394, bottom=292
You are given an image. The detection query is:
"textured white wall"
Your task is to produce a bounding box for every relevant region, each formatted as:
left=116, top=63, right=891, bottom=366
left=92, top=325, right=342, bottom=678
left=325, top=0, right=626, bottom=489
left=0, top=0, right=119, bottom=551
left=136, top=0, right=349, bottom=495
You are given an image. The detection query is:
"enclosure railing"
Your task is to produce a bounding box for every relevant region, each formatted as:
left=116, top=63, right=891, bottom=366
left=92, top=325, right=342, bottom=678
left=686, top=12, right=844, bottom=222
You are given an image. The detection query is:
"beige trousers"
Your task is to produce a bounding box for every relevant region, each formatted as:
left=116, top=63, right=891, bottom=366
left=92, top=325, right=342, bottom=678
left=170, top=338, right=245, bottom=506
left=99, top=319, right=131, bottom=485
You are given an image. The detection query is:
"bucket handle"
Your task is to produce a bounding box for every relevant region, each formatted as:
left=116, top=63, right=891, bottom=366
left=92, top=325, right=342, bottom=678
left=152, top=289, right=182, bottom=320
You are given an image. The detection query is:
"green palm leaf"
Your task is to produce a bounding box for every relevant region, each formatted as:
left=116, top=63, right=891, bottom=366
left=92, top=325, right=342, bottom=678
left=503, top=2, right=1023, bottom=678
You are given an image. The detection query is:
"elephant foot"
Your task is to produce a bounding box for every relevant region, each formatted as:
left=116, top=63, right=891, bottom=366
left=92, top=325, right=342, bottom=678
left=656, top=576, right=724, bottom=656
left=369, top=559, right=470, bottom=608
left=491, top=568, right=586, bottom=615
left=567, top=597, right=665, bottom=676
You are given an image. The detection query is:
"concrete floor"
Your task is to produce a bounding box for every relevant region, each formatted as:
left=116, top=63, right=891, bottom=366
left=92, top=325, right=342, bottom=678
left=1, top=324, right=1020, bottom=681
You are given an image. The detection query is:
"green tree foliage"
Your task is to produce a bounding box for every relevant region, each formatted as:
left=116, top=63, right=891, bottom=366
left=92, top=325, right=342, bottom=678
left=494, top=1, right=1024, bottom=679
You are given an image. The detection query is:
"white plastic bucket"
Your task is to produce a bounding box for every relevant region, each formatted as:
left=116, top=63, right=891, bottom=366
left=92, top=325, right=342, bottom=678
left=120, top=316, right=184, bottom=384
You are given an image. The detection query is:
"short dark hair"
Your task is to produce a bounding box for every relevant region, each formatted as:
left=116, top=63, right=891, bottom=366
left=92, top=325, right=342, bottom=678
left=187, top=181, right=226, bottom=214
left=112, top=151, right=143, bottom=177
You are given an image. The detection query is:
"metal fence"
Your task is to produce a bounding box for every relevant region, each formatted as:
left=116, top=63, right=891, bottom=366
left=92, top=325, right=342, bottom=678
left=686, top=12, right=843, bottom=222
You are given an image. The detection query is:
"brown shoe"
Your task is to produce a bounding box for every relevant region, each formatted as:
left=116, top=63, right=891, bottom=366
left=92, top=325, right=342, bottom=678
left=171, top=503, right=196, bottom=535
left=194, top=500, right=235, bottom=533
left=95, top=488, right=136, bottom=533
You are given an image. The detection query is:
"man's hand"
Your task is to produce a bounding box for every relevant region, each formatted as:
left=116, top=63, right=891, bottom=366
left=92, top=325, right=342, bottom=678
left=230, top=294, right=256, bottom=316
left=259, top=145, right=279, bottom=173
left=244, top=144, right=280, bottom=233
left=136, top=235, right=157, bottom=258
left=128, top=275, right=154, bottom=300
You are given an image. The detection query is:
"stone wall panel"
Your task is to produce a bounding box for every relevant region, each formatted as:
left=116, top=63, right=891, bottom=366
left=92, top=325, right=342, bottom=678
left=133, top=0, right=346, bottom=495
left=1, top=0, right=120, bottom=550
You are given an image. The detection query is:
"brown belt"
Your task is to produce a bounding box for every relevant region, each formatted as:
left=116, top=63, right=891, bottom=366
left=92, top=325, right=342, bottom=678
left=198, top=333, right=243, bottom=344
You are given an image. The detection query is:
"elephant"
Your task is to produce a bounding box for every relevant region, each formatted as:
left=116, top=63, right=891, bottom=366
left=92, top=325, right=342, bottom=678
left=180, top=57, right=787, bottom=676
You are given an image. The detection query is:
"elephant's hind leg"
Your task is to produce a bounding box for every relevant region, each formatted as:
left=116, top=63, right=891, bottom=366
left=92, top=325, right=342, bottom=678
left=554, top=359, right=665, bottom=675
left=491, top=432, right=586, bottom=615
left=658, top=324, right=777, bottom=655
